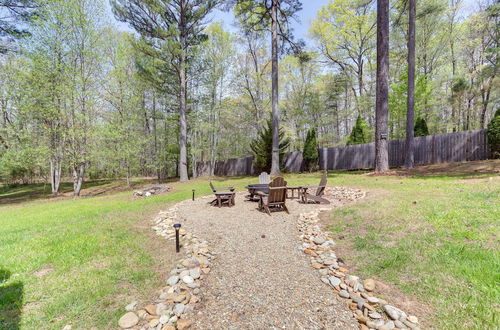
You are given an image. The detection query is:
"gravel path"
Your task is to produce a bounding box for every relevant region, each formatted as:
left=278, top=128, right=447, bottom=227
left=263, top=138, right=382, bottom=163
left=176, top=192, right=358, bottom=329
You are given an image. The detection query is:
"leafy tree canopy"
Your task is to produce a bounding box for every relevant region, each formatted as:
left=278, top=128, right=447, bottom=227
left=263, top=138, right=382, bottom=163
left=233, top=0, right=304, bottom=54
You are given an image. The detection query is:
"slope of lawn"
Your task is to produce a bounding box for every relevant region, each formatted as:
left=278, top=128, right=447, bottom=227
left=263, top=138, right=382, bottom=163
left=0, top=177, right=259, bottom=329
left=0, top=160, right=498, bottom=329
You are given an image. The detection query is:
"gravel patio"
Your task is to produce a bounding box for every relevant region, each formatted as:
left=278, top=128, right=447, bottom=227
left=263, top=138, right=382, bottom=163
left=176, top=190, right=359, bottom=329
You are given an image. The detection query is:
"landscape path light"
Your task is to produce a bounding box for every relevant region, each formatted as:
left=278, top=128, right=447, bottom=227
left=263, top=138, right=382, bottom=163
left=173, top=223, right=181, bottom=253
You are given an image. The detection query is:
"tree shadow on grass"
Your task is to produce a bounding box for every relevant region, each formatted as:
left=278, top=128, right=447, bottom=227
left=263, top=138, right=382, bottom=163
left=0, top=178, right=178, bottom=205
left=0, top=180, right=113, bottom=205
left=0, top=269, right=23, bottom=330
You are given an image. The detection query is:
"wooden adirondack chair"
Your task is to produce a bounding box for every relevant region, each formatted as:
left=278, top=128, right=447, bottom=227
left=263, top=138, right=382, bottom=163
left=257, top=177, right=289, bottom=215
left=258, top=172, right=271, bottom=184
left=209, top=181, right=217, bottom=193
left=300, top=171, right=330, bottom=204
left=209, top=182, right=235, bottom=193
left=209, top=182, right=235, bottom=207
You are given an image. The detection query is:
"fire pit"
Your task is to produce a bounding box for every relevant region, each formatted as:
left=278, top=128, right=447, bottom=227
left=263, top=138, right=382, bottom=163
left=245, top=184, right=269, bottom=201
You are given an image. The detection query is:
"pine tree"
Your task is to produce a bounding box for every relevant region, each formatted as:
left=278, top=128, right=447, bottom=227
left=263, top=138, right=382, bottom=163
left=250, top=116, right=290, bottom=173
left=234, top=0, right=302, bottom=175
left=405, top=0, right=416, bottom=169
left=347, top=115, right=370, bottom=145
left=0, top=0, right=38, bottom=53
left=112, top=0, right=219, bottom=182
left=414, top=117, right=429, bottom=137
left=303, top=127, right=319, bottom=172
left=375, top=0, right=390, bottom=173
left=487, top=108, right=500, bottom=158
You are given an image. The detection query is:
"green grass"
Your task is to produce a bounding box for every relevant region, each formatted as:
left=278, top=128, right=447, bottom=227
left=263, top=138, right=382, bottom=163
left=0, top=177, right=262, bottom=329
left=328, top=171, right=499, bottom=329
left=0, top=164, right=499, bottom=329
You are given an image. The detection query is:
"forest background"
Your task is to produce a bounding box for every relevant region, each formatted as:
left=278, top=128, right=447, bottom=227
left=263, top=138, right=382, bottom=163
left=0, top=0, right=497, bottom=194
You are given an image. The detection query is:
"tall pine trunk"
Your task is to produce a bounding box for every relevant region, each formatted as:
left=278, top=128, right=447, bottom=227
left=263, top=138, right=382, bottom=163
left=179, top=58, right=188, bottom=182
left=270, top=0, right=280, bottom=175
left=178, top=5, right=189, bottom=182
left=151, top=93, right=161, bottom=183
left=405, top=0, right=416, bottom=169
left=191, top=129, right=197, bottom=178
left=375, top=0, right=389, bottom=173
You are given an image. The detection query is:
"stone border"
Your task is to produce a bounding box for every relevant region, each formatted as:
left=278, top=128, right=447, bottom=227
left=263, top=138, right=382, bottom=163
left=118, top=200, right=213, bottom=330
left=297, top=187, right=421, bottom=330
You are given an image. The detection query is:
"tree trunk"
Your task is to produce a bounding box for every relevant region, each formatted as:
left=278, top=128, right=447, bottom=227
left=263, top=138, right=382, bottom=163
left=480, top=77, right=493, bottom=129
left=344, top=75, right=349, bottom=137
left=357, top=56, right=364, bottom=101
left=270, top=0, right=280, bottom=175
left=178, top=9, right=189, bottom=182
left=465, top=96, right=472, bottom=131
left=211, top=99, right=222, bottom=176
left=375, top=0, right=389, bottom=173
left=125, top=154, right=131, bottom=187
left=50, top=156, right=62, bottom=195
left=450, top=21, right=456, bottom=131
left=72, top=163, right=85, bottom=197
left=191, top=129, right=197, bottom=179
left=151, top=93, right=161, bottom=183
left=405, top=0, right=416, bottom=169
left=209, top=86, right=217, bottom=176
left=248, top=38, right=263, bottom=128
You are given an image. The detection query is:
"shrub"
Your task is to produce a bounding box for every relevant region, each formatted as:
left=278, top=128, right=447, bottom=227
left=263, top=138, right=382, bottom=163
left=347, top=115, right=370, bottom=145
left=250, top=116, right=290, bottom=172
left=0, top=148, right=40, bottom=184
left=414, top=117, right=429, bottom=137
left=303, top=127, right=319, bottom=172
left=487, top=108, right=500, bottom=158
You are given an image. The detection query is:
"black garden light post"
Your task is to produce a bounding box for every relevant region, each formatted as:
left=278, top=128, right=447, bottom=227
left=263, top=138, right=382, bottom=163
left=173, top=223, right=181, bottom=253
left=192, top=189, right=195, bottom=201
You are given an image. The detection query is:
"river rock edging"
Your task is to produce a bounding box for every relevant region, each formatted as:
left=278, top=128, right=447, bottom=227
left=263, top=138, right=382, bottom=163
left=297, top=187, right=421, bottom=330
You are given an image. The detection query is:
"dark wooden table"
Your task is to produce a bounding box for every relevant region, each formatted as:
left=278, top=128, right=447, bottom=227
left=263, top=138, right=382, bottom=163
left=214, top=192, right=235, bottom=207
left=245, top=184, right=269, bottom=201
left=286, top=186, right=303, bottom=199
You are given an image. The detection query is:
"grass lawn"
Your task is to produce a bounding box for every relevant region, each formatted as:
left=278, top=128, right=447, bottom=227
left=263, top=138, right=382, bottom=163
left=0, top=177, right=257, bottom=329
left=325, top=161, right=499, bottom=328
left=0, top=160, right=498, bottom=329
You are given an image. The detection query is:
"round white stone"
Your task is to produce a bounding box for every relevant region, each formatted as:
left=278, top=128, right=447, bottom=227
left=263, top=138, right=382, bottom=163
left=182, top=275, right=194, bottom=284
left=167, top=275, right=179, bottom=286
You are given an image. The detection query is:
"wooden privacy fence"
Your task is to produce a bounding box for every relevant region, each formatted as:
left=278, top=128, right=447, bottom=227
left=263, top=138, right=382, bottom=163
left=319, top=129, right=489, bottom=170
left=195, top=129, right=489, bottom=175
left=196, top=156, right=255, bottom=176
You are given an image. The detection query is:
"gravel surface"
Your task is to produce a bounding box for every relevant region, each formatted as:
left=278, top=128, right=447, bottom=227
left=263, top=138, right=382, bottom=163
left=176, top=192, right=358, bottom=329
